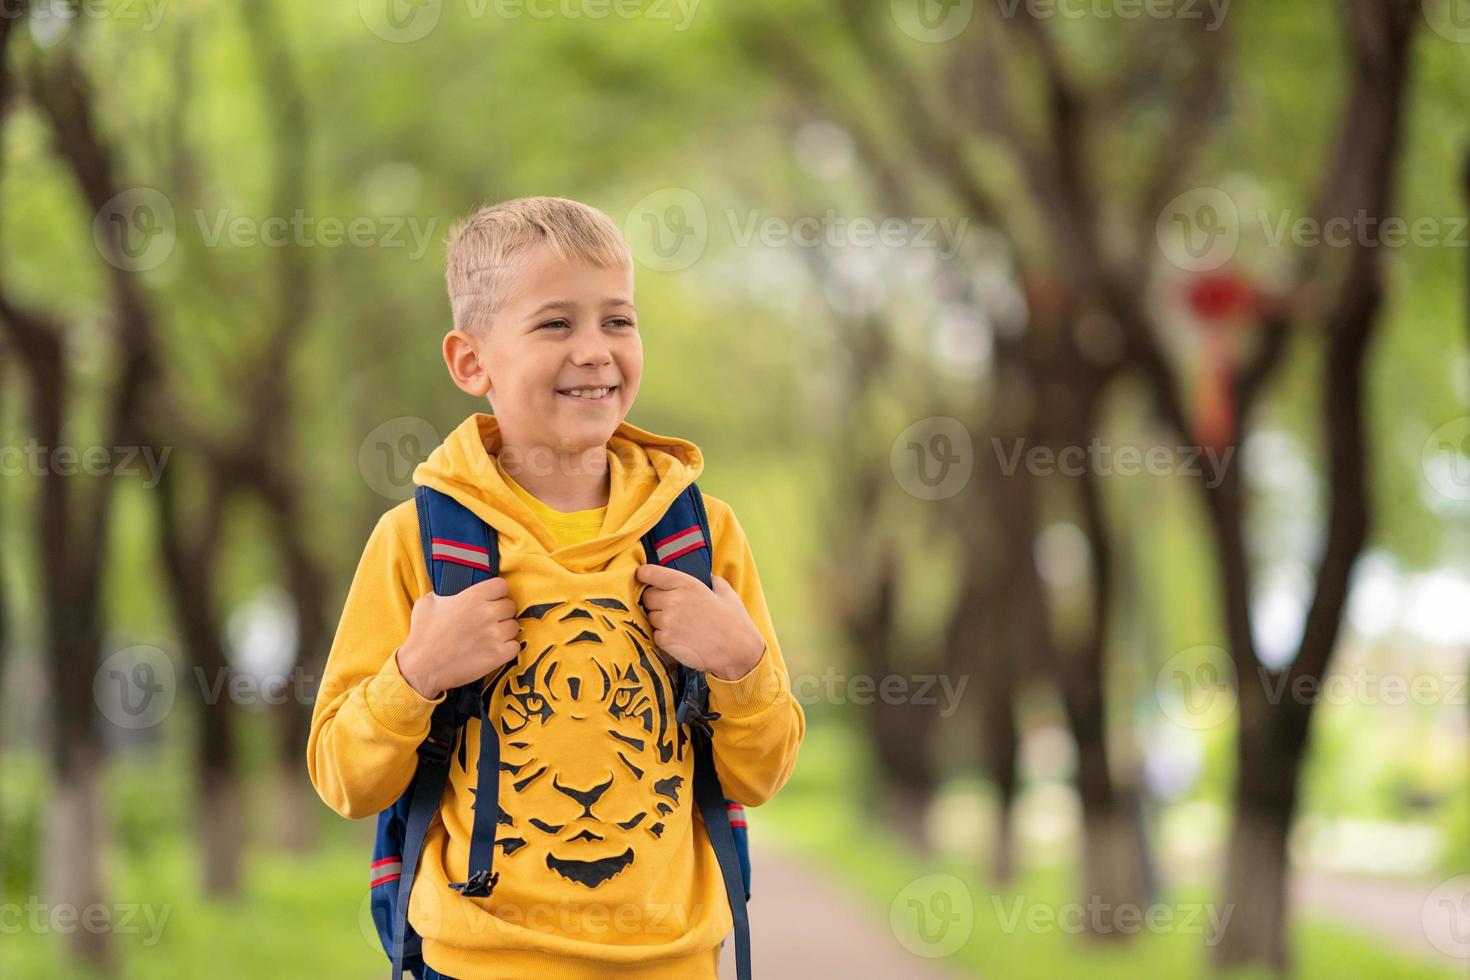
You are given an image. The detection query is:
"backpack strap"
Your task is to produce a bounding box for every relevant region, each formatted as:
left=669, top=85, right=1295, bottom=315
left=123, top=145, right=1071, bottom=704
left=391, top=486, right=501, bottom=980
left=639, top=483, right=752, bottom=980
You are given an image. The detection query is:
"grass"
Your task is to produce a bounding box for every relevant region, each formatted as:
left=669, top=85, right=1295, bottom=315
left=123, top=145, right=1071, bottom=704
left=756, top=721, right=1463, bottom=980
left=1, top=724, right=1462, bottom=979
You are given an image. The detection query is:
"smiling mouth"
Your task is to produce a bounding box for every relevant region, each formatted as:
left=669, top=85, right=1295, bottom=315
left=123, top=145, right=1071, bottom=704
left=556, top=385, right=619, bottom=404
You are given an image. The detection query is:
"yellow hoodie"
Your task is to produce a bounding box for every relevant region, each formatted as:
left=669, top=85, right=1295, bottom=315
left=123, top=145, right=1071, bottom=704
left=308, top=414, right=805, bottom=979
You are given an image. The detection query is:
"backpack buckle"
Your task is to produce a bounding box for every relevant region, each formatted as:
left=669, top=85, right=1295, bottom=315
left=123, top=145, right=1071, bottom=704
left=676, top=696, right=721, bottom=739
left=448, top=870, right=499, bottom=898
left=417, top=729, right=455, bottom=766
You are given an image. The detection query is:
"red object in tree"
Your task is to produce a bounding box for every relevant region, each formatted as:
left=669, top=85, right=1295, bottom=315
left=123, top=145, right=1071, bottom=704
left=1187, top=271, right=1257, bottom=323
left=1186, top=270, right=1259, bottom=452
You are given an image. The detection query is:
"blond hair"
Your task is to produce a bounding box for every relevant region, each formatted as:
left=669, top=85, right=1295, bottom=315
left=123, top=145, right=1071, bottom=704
left=444, top=196, right=632, bottom=333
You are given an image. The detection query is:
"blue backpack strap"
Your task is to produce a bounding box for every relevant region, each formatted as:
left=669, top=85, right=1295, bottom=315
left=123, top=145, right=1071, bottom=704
left=639, top=483, right=752, bottom=980
left=387, top=486, right=501, bottom=980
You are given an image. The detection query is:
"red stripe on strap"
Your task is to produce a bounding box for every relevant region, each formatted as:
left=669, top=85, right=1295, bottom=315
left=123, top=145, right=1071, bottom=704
left=370, top=873, right=402, bottom=888
left=728, top=820, right=748, bottom=829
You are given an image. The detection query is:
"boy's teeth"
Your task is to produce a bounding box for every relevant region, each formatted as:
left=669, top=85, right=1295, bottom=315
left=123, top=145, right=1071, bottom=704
left=564, top=386, right=612, bottom=399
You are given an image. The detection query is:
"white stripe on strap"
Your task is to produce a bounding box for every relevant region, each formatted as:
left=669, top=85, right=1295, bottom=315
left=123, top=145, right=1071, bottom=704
left=655, top=526, right=705, bottom=564
left=430, top=538, right=491, bottom=570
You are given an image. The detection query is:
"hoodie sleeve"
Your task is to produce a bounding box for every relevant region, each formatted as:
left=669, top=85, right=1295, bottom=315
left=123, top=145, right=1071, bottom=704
left=306, top=504, right=445, bottom=820
left=701, top=496, right=805, bottom=808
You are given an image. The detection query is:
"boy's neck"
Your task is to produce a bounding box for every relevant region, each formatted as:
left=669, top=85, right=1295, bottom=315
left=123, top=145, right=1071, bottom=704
left=497, top=442, right=610, bottom=512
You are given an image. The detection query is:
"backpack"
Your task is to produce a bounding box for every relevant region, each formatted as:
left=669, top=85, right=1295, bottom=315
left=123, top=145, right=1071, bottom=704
left=368, top=482, right=753, bottom=980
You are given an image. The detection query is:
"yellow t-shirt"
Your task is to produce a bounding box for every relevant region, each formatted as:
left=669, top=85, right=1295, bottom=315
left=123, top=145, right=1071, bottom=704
left=495, top=456, right=607, bottom=549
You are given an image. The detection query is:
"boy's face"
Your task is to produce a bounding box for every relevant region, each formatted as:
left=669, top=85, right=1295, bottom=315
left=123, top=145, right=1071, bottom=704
left=444, top=242, right=642, bottom=458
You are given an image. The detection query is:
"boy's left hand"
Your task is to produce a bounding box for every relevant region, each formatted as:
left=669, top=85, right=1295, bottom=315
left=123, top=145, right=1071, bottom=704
left=635, top=563, right=766, bottom=681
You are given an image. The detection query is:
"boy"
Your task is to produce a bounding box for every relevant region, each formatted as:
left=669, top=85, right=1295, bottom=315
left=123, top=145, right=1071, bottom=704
left=307, top=196, right=805, bottom=978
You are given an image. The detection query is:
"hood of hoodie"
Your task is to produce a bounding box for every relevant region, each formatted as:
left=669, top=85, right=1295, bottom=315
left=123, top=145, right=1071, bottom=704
left=412, top=413, right=704, bottom=571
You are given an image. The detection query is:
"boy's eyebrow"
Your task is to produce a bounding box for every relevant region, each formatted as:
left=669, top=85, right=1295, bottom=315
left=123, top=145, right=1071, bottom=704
left=524, top=298, right=636, bottom=318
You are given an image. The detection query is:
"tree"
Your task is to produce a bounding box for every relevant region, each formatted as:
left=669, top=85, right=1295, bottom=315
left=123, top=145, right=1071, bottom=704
left=0, top=8, right=165, bottom=967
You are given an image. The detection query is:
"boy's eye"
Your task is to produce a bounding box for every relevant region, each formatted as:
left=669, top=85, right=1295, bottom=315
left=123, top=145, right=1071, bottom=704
left=607, top=317, right=635, bottom=329
left=539, top=319, right=571, bottom=330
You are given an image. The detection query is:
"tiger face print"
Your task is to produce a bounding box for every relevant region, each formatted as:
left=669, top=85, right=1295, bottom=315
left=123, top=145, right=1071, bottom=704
left=463, top=596, right=691, bottom=889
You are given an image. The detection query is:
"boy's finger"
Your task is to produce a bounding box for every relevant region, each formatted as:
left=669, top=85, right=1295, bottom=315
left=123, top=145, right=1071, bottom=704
left=469, top=576, right=511, bottom=600
left=635, top=562, right=694, bottom=590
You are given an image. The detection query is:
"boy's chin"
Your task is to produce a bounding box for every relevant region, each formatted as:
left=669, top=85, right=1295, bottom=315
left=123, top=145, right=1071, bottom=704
left=549, top=416, right=626, bottom=453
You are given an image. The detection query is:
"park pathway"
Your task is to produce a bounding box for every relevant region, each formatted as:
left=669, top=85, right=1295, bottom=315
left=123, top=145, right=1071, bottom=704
left=717, top=839, right=964, bottom=980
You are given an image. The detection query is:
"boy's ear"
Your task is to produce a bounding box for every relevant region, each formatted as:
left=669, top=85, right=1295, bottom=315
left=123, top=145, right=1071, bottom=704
left=443, top=328, right=493, bottom=398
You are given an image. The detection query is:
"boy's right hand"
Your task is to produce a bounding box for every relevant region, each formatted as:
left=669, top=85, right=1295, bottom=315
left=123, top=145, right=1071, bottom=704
left=395, top=576, right=522, bottom=700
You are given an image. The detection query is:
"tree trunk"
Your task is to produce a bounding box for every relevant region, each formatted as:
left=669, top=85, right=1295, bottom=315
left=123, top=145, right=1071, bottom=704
left=850, top=540, right=940, bottom=851
left=200, top=769, right=244, bottom=896
left=1211, top=702, right=1305, bottom=972
left=42, top=743, right=114, bottom=971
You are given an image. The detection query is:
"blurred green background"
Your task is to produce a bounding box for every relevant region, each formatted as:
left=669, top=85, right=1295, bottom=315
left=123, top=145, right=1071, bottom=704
left=1, top=0, right=1468, bottom=977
